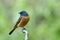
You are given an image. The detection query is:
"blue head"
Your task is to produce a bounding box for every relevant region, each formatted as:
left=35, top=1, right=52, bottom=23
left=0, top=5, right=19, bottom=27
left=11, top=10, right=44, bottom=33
left=19, top=11, right=28, bottom=16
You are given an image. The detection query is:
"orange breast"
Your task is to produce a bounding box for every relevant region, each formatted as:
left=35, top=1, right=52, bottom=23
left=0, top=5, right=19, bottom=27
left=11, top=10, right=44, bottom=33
left=17, top=16, right=30, bottom=27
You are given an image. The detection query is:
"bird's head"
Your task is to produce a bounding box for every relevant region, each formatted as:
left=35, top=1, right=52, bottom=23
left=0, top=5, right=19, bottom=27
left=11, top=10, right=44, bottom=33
left=19, top=11, right=28, bottom=16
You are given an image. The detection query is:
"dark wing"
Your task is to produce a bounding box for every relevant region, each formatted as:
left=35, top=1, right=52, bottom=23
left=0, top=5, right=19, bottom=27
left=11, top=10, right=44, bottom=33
left=9, top=17, right=22, bottom=35
left=14, top=17, right=22, bottom=27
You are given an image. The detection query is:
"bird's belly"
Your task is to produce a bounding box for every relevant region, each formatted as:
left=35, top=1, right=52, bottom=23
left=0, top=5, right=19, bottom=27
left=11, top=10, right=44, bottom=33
left=17, top=16, right=29, bottom=27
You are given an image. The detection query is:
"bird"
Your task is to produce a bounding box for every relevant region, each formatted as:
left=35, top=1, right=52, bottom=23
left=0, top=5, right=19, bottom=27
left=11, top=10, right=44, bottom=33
left=9, top=11, right=30, bottom=35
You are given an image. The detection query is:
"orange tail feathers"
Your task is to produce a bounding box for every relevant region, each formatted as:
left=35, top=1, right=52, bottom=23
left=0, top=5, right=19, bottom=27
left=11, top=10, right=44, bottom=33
left=9, top=26, right=17, bottom=35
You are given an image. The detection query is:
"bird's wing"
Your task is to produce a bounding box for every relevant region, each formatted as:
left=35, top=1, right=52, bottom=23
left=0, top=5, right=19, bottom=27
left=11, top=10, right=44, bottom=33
left=9, top=17, right=22, bottom=35
left=14, top=17, right=22, bottom=27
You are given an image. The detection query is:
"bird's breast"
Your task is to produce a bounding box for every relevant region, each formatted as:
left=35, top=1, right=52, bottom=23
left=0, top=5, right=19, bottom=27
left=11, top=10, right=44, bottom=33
left=17, top=16, right=30, bottom=27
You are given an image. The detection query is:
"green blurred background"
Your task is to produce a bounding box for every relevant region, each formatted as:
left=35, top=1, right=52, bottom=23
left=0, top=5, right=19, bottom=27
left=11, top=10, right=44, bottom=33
left=0, top=0, right=60, bottom=40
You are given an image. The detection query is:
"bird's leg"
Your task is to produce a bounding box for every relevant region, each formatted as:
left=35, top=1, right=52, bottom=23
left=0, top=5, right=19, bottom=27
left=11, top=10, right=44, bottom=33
left=22, top=27, right=28, bottom=40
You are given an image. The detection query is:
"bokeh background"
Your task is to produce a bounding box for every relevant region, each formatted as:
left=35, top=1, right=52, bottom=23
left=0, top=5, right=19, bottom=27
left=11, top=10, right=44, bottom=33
left=0, top=0, right=60, bottom=40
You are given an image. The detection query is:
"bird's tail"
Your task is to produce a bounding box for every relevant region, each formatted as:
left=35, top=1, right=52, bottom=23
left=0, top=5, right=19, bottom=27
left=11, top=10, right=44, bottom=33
left=9, top=26, right=17, bottom=35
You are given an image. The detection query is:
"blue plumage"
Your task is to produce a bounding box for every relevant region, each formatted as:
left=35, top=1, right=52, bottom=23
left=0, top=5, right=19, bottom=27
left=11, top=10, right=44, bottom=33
left=19, top=11, right=28, bottom=16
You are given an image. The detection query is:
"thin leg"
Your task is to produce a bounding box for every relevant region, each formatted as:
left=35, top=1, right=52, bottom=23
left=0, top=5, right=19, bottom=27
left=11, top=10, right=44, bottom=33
left=22, top=28, right=28, bottom=40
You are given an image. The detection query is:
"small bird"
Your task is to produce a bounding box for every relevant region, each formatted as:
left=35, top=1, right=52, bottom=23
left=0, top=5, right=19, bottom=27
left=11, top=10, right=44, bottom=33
left=9, top=11, right=30, bottom=35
